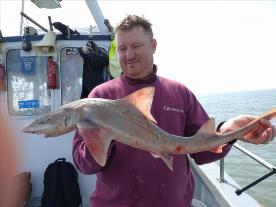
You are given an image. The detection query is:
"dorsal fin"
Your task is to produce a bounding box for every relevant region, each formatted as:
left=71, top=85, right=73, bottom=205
left=196, top=118, right=226, bottom=153
left=197, top=118, right=216, bottom=135
left=120, top=87, right=157, bottom=124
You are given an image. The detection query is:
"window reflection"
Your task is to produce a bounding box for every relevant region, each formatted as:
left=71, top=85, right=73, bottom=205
left=6, top=49, right=51, bottom=116
left=60, top=47, right=83, bottom=105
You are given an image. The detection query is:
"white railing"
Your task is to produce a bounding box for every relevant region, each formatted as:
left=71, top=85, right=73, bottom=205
left=219, top=143, right=276, bottom=195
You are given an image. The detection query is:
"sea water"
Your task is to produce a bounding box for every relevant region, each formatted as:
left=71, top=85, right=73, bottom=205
left=198, top=88, right=276, bottom=207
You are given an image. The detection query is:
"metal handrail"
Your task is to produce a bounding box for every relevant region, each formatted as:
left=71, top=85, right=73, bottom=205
left=219, top=143, right=276, bottom=195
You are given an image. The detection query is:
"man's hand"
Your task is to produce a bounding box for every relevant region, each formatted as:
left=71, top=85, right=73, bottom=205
left=219, top=115, right=276, bottom=144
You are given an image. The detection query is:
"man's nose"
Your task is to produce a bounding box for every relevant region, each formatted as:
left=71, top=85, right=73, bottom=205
left=126, top=48, right=135, bottom=60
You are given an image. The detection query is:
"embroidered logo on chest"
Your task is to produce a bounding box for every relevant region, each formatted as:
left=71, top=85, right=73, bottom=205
left=163, top=106, right=184, bottom=113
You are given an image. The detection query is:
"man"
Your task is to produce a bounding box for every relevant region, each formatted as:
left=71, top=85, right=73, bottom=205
left=73, top=15, right=275, bottom=207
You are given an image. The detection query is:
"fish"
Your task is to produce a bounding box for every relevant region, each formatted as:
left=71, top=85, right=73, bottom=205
left=22, top=87, right=276, bottom=171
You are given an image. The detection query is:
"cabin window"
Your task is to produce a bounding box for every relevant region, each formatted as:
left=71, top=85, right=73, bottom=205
left=60, top=47, right=83, bottom=105
left=60, top=46, right=109, bottom=105
left=6, top=49, right=51, bottom=116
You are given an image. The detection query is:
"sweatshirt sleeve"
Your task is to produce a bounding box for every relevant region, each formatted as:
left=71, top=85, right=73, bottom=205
left=184, top=90, right=234, bottom=165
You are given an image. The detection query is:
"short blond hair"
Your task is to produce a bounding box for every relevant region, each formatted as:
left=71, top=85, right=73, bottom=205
left=115, top=15, right=153, bottom=39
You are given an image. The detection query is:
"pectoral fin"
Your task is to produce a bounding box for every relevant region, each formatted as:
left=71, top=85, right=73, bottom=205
left=79, top=127, right=112, bottom=167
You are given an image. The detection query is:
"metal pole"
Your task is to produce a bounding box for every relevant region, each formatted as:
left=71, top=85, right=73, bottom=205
left=20, top=0, right=25, bottom=36
left=20, top=12, right=48, bottom=32
left=219, top=158, right=225, bottom=182
left=233, top=144, right=275, bottom=171
left=235, top=168, right=276, bottom=195
left=48, top=16, right=53, bottom=31
left=232, top=143, right=276, bottom=195
left=84, top=0, right=109, bottom=35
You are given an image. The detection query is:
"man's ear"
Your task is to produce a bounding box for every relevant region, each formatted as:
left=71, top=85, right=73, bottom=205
left=152, top=38, right=157, bottom=53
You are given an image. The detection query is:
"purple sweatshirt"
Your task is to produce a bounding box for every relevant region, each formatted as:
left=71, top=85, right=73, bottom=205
left=73, top=68, right=232, bottom=207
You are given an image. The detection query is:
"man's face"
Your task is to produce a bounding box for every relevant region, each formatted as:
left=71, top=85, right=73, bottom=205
left=116, top=26, right=157, bottom=80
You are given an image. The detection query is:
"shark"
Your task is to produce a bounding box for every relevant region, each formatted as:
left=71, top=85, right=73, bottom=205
left=22, top=87, right=276, bottom=171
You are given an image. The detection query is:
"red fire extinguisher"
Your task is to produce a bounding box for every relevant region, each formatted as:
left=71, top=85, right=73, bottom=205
left=0, top=63, right=5, bottom=91
left=47, top=57, right=57, bottom=89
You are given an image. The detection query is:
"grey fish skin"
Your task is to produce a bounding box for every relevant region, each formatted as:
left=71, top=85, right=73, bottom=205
left=21, top=98, right=103, bottom=137
left=21, top=106, right=77, bottom=137
left=22, top=87, right=276, bottom=171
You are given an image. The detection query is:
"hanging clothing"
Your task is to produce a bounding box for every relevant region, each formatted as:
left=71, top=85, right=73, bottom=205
left=78, top=41, right=109, bottom=98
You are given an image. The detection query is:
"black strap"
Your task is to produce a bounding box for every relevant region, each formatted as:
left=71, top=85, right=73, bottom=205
left=217, top=121, right=237, bottom=145
left=216, top=121, right=225, bottom=132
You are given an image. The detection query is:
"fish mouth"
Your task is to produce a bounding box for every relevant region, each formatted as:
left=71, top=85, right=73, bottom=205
left=21, top=124, right=48, bottom=136
left=21, top=128, right=51, bottom=138
left=21, top=127, right=42, bottom=135
left=21, top=125, right=33, bottom=133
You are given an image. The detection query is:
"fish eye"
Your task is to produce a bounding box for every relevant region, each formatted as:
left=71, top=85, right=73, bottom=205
left=37, top=116, right=51, bottom=124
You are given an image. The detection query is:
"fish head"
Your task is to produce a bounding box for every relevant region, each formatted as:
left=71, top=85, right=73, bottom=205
left=21, top=107, right=77, bottom=137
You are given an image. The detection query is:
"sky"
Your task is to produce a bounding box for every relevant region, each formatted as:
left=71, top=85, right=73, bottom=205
left=1, top=0, right=276, bottom=95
